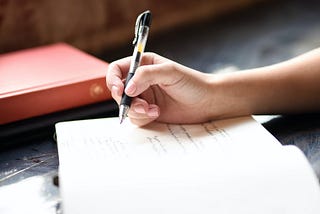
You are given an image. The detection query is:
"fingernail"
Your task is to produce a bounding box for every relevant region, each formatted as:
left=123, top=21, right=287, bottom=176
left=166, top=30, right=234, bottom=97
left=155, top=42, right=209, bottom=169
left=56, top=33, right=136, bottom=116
left=147, top=107, right=159, bottom=117
left=133, top=104, right=146, bottom=114
left=111, top=85, right=120, bottom=96
left=125, top=81, right=136, bottom=95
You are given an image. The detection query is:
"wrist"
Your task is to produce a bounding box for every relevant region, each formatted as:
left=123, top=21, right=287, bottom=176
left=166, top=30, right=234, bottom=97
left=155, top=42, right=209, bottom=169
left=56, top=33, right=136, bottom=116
left=206, top=71, right=260, bottom=120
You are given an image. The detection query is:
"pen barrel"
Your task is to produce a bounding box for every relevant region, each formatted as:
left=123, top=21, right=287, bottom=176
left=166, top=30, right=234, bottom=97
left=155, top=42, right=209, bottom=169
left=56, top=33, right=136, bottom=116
left=120, top=26, right=150, bottom=107
left=120, top=94, right=132, bottom=106
left=120, top=72, right=135, bottom=106
left=134, top=26, right=149, bottom=58
left=128, top=51, right=141, bottom=74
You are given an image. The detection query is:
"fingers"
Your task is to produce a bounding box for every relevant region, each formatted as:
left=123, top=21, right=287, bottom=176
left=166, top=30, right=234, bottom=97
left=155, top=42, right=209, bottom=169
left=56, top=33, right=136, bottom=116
left=106, top=53, right=163, bottom=102
left=139, top=52, right=168, bottom=66
left=125, top=62, right=183, bottom=97
left=128, top=98, right=160, bottom=126
left=106, top=53, right=163, bottom=89
left=106, top=56, right=132, bottom=102
left=106, top=52, right=170, bottom=126
left=106, top=56, right=131, bottom=88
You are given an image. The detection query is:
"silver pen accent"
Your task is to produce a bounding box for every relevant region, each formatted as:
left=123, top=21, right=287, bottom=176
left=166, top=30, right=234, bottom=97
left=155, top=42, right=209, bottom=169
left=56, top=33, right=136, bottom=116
left=119, top=105, right=129, bottom=124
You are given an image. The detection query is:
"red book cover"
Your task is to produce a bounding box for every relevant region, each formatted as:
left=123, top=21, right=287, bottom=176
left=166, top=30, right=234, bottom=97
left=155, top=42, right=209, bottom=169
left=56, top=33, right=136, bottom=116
left=0, top=43, right=111, bottom=124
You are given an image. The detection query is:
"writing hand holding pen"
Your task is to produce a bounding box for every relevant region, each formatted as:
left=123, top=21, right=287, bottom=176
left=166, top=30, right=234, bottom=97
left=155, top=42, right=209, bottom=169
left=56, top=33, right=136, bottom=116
left=107, top=11, right=220, bottom=126
left=107, top=14, right=320, bottom=127
left=106, top=52, right=217, bottom=127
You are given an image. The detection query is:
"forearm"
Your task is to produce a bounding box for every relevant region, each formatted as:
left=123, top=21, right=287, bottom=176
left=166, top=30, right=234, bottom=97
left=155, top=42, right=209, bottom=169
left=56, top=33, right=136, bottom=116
left=208, top=48, right=320, bottom=118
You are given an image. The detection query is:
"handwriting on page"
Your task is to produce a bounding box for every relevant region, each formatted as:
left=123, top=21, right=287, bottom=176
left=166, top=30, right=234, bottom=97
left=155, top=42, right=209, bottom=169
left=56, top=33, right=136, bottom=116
left=58, top=119, right=232, bottom=159
left=155, top=123, right=231, bottom=154
left=60, top=120, right=232, bottom=160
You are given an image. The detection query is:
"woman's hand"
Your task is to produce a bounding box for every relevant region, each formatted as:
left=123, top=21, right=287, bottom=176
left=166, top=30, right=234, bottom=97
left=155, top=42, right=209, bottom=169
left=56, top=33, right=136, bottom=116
left=106, top=52, right=213, bottom=126
left=107, top=48, right=320, bottom=126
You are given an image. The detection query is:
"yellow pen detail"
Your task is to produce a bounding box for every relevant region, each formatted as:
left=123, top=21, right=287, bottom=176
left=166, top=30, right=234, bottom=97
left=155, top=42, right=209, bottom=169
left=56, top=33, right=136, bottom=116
left=137, top=43, right=144, bottom=52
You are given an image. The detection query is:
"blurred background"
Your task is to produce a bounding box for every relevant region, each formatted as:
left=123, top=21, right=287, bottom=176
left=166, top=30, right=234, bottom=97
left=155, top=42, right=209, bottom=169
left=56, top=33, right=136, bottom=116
left=0, top=0, right=265, bottom=54
left=1, top=0, right=320, bottom=73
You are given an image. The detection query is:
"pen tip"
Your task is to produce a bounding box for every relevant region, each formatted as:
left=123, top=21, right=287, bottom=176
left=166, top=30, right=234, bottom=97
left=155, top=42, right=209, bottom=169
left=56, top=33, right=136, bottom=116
left=119, top=115, right=125, bottom=124
left=119, top=104, right=129, bottom=125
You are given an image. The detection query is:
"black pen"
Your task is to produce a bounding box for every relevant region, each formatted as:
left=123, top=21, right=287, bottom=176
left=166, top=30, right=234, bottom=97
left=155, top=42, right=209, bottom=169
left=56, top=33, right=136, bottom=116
left=119, top=10, right=152, bottom=124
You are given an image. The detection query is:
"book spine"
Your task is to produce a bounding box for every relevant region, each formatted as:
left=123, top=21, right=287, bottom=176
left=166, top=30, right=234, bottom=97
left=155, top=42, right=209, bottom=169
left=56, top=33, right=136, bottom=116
left=0, top=77, right=111, bottom=124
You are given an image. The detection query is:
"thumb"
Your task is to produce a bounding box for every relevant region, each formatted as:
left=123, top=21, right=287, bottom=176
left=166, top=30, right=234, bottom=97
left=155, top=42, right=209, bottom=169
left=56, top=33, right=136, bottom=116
left=125, top=63, right=184, bottom=97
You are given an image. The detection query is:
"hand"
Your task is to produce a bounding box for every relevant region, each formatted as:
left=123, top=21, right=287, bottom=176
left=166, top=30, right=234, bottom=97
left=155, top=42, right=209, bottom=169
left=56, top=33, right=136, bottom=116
left=107, top=49, right=320, bottom=126
left=106, top=52, right=214, bottom=126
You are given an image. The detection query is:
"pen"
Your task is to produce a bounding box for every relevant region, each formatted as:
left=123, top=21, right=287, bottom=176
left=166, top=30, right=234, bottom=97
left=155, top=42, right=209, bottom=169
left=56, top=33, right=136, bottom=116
left=119, top=10, right=152, bottom=124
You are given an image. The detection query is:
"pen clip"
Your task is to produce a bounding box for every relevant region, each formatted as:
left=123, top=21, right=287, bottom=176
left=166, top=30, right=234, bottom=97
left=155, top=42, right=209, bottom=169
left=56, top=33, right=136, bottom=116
left=132, top=11, right=152, bottom=46
left=132, top=13, right=144, bottom=46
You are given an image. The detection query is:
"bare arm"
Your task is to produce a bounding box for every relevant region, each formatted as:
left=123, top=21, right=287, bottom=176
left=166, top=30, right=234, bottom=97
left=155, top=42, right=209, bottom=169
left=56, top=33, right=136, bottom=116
left=209, top=48, right=320, bottom=120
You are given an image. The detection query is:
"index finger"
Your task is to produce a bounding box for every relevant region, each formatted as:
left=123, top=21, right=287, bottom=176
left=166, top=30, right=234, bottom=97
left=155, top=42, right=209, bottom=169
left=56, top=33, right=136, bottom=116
left=106, top=56, right=132, bottom=90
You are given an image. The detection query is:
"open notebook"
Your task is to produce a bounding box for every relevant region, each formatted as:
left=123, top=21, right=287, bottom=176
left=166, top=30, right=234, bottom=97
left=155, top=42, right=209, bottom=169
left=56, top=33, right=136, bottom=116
left=55, top=116, right=320, bottom=214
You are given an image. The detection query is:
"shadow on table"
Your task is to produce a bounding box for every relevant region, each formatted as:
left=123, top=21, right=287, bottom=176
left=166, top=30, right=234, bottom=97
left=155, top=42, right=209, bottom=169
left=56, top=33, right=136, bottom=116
left=262, top=114, right=320, bottom=179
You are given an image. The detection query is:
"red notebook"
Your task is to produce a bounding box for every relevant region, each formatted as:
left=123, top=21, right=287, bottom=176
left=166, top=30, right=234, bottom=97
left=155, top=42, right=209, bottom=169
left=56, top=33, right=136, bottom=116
left=0, top=43, right=111, bottom=124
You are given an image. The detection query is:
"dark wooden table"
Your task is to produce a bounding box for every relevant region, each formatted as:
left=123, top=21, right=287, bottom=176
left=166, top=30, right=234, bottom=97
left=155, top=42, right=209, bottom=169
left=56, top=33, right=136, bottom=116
left=1, top=0, right=320, bottom=213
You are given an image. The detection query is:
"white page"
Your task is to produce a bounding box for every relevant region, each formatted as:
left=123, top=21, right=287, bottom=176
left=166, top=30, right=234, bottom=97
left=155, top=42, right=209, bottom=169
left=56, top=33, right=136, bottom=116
left=56, top=116, right=320, bottom=214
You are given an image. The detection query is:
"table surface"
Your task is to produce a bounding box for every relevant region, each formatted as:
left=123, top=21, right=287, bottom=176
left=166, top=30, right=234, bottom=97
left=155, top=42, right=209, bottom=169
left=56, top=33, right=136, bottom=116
left=1, top=0, right=320, bottom=213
